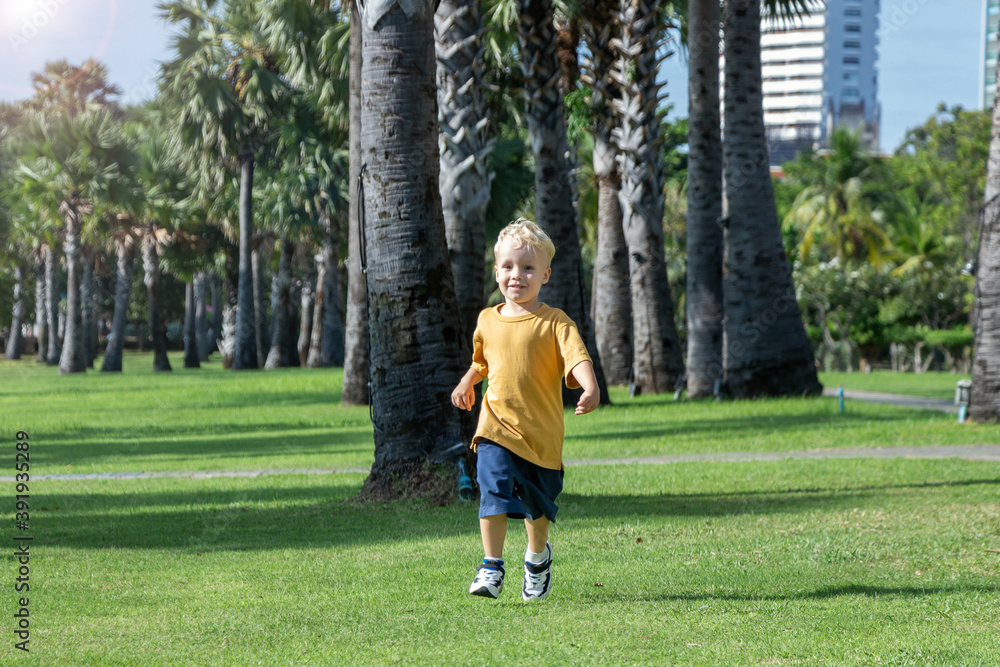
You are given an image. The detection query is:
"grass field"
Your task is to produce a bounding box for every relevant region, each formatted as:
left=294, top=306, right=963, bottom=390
left=1, top=354, right=997, bottom=665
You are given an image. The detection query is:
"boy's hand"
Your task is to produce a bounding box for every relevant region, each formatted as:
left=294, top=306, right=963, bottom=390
left=575, top=389, right=599, bottom=415
left=452, top=381, right=475, bottom=411
left=452, top=368, right=484, bottom=411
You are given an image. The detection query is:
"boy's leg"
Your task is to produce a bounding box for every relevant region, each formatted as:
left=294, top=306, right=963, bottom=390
left=523, top=516, right=549, bottom=553
left=481, top=514, right=509, bottom=559
left=471, top=514, right=508, bottom=598
left=522, top=515, right=553, bottom=601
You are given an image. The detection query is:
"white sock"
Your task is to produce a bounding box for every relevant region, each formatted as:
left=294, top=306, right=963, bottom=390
left=525, top=544, right=549, bottom=565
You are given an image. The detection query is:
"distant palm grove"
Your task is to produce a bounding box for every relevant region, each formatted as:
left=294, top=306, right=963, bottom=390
left=2, top=0, right=1000, bottom=474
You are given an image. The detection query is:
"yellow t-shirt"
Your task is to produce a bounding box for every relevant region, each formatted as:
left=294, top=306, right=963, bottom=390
left=470, top=303, right=592, bottom=470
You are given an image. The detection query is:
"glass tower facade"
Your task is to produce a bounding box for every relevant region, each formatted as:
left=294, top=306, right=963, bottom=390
left=761, top=0, right=881, bottom=165
left=984, top=0, right=999, bottom=108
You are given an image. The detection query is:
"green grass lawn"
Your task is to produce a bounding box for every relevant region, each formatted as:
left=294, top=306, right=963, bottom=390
left=819, top=370, right=971, bottom=402
left=1, top=353, right=998, bottom=665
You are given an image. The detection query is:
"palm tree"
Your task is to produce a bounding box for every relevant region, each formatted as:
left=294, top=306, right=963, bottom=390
left=435, top=0, right=496, bottom=344
left=516, top=0, right=610, bottom=405
left=612, top=0, right=685, bottom=394
left=359, top=0, right=470, bottom=488
left=28, top=59, right=121, bottom=115
left=684, top=0, right=724, bottom=397
left=783, top=128, right=889, bottom=265
left=101, top=215, right=141, bottom=372
left=17, top=108, right=125, bottom=374
left=721, top=0, right=820, bottom=397
left=581, top=0, right=632, bottom=386
left=160, top=0, right=292, bottom=370
left=970, top=62, right=1000, bottom=422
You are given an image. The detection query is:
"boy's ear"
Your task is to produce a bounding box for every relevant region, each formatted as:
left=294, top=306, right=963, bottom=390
left=542, top=266, right=551, bottom=284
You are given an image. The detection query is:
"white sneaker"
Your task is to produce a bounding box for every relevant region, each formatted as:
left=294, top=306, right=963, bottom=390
left=522, top=542, right=552, bottom=601
left=469, top=561, right=505, bottom=598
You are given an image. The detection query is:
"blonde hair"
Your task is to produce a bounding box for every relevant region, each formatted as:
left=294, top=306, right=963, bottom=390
left=494, top=218, right=556, bottom=265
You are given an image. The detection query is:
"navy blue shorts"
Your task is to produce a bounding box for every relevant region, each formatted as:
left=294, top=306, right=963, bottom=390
left=476, top=440, right=564, bottom=522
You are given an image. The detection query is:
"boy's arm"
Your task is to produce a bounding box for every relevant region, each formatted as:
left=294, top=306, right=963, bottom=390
left=570, top=361, right=599, bottom=415
left=451, top=367, right=485, bottom=412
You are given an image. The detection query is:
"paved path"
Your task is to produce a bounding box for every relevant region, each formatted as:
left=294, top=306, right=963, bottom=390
left=9, top=444, right=1000, bottom=482
left=822, top=387, right=955, bottom=412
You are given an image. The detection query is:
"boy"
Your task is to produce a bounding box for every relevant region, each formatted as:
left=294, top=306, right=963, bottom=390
left=451, top=218, right=599, bottom=601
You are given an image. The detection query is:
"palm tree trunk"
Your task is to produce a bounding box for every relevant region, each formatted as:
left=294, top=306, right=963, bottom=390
left=5, top=263, right=26, bottom=360
left=721, top=0, right=820, bottom=398
left=435, top=0, right=494, bottom=344
left=45, top=243, right=61, bottom=365
left=233, top=149, right=258, bottom=370
left=208, top=273, right=222, bottom=356
left=101, top=237, right=136, bottom=372
left=266, top=238, right=294, bottom=369
left=297, top=272, right=314, bottom=366
left=518, top=0, right=611, bottom=405
left=194, top=271, right=209, bottom=361
left=361, top=0, right=468, bottom=482
left=319, top=233, right=346, bottom=367
left=252, top=236, right=269, bottom=369
left=583, top=6, right=632, bottom=385
left=685, top=0, right=724, bottom=397
left=220, top=265, right=237, bottom=369
left=183, top=281, right=201, bottom=368
left=614, top=0, right=684, bottom=394
left=81, top=248, right=97, bottom=367
left=970, top=59, right=1000, bottom=421
left=142, top=229, right=172, bottom=372
left=343, top=0, right=369, bottom=404
left=308, top=211, right=346, bottom=368
left=59, top=202, right=86, bottom=374
left=34, top=251, right=46, bottom=364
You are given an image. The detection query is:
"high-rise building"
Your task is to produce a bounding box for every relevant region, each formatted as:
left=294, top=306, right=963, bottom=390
left=983, top=0, right=999, bottom=108
left=761, top=0, right=880, bottom=166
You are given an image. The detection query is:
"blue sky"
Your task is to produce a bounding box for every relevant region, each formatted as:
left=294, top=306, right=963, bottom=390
left=0, top=0, right=985, bottom=152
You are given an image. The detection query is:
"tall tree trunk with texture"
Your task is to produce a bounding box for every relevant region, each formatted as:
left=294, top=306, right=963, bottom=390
left=360, top=0, right=469, bottom=485
left=308, top=210, right=346, bottom=367
left=34, top=251, right=47, bottom=364
left=971, top=59, right=1000, bottom=421
left=194, top=271, right=209, bottom=361
left=142, top=228, right=172, bottom=372
left=208, top=273, right=222, bottom=357
left=45, top=243, right=61, bottom=365
left=436, top=0, right=494, bottom=344
left=233, top=149, right=258, bottom=370
left=343, top=0, right=370, bottom=404
left=685, top=0, right=724, bottom=397
left=101, top=237, right=137, bottom=372
left=613, top=0, right=684, bottom=394
left=58, top=201, right=87, bottom=374
left=583, top=2, right=632, bottom=385
left=5, top=263, right=26, bottom=360
left=518, top=0, right=610, bottom=405
left=266, top=238, right=294, bottom=369
left=298, top=272, right=314, bottom=366
left=81, top=248, right=97, bottom=367
left=183, top=281, right=201, bottom=368
left=721, top=0, right=820, bottom=397
left=252, top=237, right=269, bottom=369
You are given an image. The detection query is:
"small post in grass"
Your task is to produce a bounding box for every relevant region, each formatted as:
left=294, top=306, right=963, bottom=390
left=955, top=380, right=972, bottom=423
left=838, top=386, right=844, bottom=414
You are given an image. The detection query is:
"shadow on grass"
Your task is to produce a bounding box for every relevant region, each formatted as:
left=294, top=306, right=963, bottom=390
left=585, top=582, right=1000, bottom=603
left=36, top=428, right=373, bottom=468
left=34, top=475, right=1000, bottom=552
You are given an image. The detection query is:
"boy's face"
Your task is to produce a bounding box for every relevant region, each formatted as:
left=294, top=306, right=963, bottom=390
left=494, top=239, right=551, bottom=309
